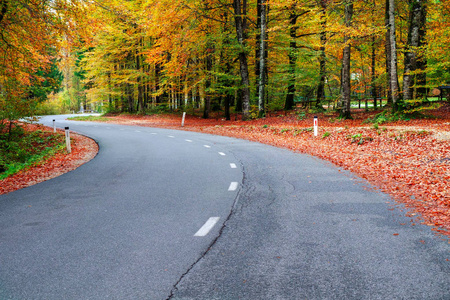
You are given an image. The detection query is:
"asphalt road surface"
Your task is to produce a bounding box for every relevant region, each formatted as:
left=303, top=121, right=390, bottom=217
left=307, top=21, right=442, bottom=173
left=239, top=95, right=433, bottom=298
left=0, top=114, right=448, bottom=299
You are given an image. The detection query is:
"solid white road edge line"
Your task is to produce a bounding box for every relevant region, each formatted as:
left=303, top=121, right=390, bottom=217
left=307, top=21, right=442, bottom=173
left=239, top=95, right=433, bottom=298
left=228, top=182, right=238, bottom=191
left=194, top=217, right=220, bottom=237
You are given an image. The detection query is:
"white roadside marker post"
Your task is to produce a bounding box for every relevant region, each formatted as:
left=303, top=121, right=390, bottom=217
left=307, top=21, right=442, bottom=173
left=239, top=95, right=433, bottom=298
left=181, top=112, right=186, bottom=127
left=65, top=127, right=71, bottom=153
left=314, top=116, right=318, bottom=137
left=53, top=119, right=56, bottom=133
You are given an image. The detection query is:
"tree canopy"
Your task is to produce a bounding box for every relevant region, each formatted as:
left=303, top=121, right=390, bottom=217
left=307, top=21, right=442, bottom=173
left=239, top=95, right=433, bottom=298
left=1, top=0, right=449, bottom=120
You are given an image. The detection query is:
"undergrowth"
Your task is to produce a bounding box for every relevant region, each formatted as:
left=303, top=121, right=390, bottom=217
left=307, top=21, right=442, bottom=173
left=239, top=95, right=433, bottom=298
left=0, top=125, right=65, bottom=179
left=68, top=115, right=110, bottom=122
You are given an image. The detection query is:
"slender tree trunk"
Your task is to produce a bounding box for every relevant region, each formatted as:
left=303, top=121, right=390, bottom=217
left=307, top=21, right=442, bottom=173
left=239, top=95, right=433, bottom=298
left=233, top=0, right=251, bottom=120
left=285, top=8, right=298, bottom=111
left=155, top=63, right=161, bottom=103
left=136, top=48, right=144, bottom=113
left=389, top=0, right=400, bottom=111
left=371, top=35, right=378, bottom=109
left=340, top=0, right=353, bottom=119
left=403, top=0, right=427, bottom=100
left=258, top=0, right=267, bottom=117
left=107, top=71, right=113, bottom=112
left=225, top=91, right=231, bottom=120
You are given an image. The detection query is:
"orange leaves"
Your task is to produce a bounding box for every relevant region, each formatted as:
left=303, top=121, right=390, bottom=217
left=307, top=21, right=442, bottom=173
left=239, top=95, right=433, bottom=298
left=0, top=125, right=98, bottom=195
left=95, top=109, right=450, bottom=237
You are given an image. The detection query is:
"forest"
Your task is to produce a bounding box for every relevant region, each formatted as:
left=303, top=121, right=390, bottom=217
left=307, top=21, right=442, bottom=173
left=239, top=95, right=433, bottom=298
left=0, top=0, right=449, bottom=122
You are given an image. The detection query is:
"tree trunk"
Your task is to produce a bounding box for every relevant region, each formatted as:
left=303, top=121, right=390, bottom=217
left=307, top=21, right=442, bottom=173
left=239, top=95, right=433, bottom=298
left=371, top=35, right=378, bottom=109
left=203, top=47, right=213, bottom=119
left=258, top=0, right=267, bottom=117
left=136, top=48, right=144, bottom=113
left=155, top=63, right=161, bottom=103
left=389, top=0, right=400, bottom=111
left=316, top=0, right=327, bottom=110
left=340, top=0, right=353, bottom=119
left=233, top=0, right=251, bottom=120
left=403, top=0, right=427, bottom=100
left=0, top=0, right=7, bottom=24
left=384, top=0, right=392, bottom=106
left=225, top=93, right=231, bottom=120
left=285, top=8, right=298, bottom=111
left=255, top=0, right=261, bottom=102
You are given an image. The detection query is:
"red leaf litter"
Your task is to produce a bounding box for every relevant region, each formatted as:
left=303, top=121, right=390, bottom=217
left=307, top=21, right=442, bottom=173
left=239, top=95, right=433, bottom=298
left=1, top=105, right=449, bottom=239
left=0, top=124, right=98, bottom=195
left=92, top=106, right=449, bottom=238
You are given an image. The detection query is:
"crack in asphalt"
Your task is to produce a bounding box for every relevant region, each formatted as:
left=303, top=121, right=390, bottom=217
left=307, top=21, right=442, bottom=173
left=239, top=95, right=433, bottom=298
left=165, top=156, right=247, bottom=300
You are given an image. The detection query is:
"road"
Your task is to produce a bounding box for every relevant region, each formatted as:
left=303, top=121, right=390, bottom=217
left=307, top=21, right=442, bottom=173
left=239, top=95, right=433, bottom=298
left=0, top=114, right=448, bottom=299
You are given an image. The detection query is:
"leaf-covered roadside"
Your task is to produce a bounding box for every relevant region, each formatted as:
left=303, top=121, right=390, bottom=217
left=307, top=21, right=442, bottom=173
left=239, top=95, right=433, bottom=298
left=81, top=108, right=449, bottom=237
left=0, top=123, right=66, bottom=179
left=204, top=124, right=449, bottom=237
left=0, top=124, right=98, bottom=195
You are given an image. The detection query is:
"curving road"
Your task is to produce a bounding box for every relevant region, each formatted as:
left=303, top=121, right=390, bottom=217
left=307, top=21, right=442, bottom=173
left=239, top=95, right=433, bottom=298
left=0, top=114, right=448, bottom=299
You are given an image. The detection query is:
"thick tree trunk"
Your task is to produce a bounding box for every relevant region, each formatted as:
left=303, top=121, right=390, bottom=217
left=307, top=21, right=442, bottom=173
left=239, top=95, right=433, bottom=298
left=233, top=0, right=251, bottom=120
left=0, top=0, right=8, bottom=26
left=285, top=8, right=298, bottom=111
left=403, top=0, right=427, bottom=100
left=389, top=0, right=400, bottom=111
left=203, top=47, right=213, bottom=119
left=126, top=83, right=134, bottom=113
left=0, top=0, right=8, bottom=24
left=384, top=0, right=392, bottom=106
left=316, top=1, right=327, bottom=110
left=225, top=93, right=231, bottom=120
left=340, top=0, right=353, bottom=119
left=255, top=0, right=262, bottom=102
left=258, top=0, right=267, bottom=117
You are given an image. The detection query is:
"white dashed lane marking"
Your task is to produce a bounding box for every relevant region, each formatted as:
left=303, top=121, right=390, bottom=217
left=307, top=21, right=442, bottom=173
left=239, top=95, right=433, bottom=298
left=194, top=217, right=220, bottom=237
left=230, top=163, right=237, bottom=169
left=218, top=152, right=226, bottom=156
left=185, top=139, right=193, bottom=142
left=168, top=135, right=175, bottom=138
left=228, top=182, right=238, bottom=191
left=204, top=145, right=211, bottom=148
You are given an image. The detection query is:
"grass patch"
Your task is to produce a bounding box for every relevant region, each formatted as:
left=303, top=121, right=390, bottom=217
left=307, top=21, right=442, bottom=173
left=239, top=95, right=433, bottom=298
left=68, top=115, right=109, bottom=122
left=0, top=127, right=65, bottom=179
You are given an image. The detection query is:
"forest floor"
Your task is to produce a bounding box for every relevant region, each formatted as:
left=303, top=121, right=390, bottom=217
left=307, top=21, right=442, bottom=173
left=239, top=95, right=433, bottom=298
left=1, top=104, right=449, bottom=238
left=0, top=124, right=98, bottom=195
